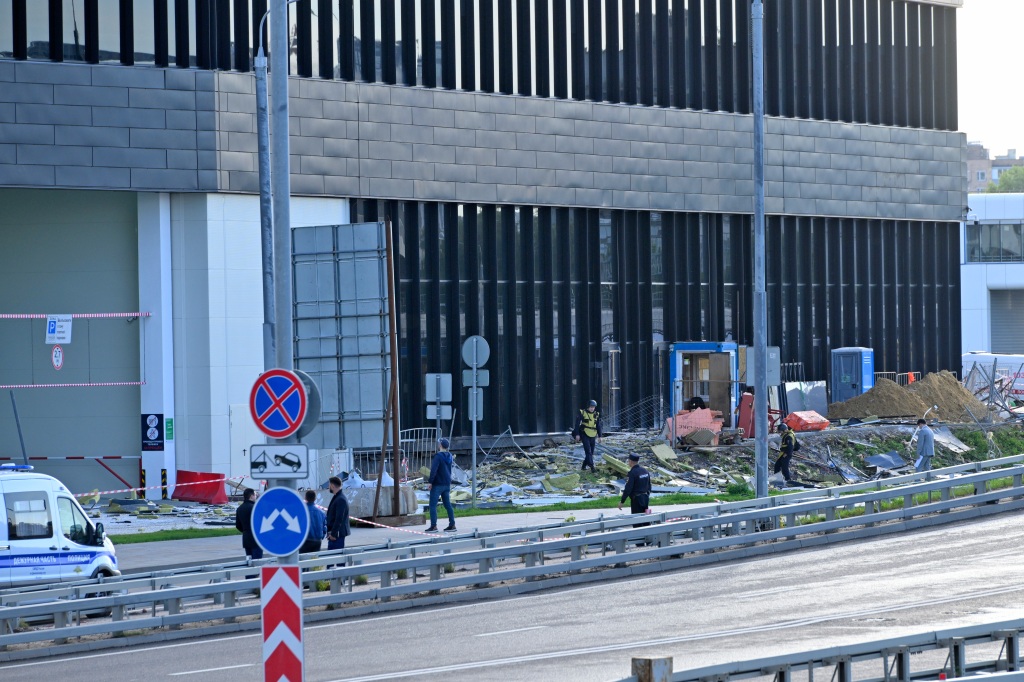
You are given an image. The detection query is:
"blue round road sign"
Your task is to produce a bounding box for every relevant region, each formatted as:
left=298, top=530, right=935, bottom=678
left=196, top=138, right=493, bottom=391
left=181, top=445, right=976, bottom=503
left=252, top=487, right=310, bottom=557
left=250, top=368, right=308, bottom=439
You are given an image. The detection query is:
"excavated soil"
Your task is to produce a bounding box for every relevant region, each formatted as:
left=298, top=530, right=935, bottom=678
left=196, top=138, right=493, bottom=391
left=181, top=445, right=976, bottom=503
left=827, top=372, right=995, bottom=422
left=906, top=370, right=991, bottom=422
left=827, top=377, right=929, bottom=419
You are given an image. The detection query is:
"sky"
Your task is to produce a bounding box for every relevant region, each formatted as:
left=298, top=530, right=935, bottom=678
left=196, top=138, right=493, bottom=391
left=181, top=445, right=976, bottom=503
left=958, top=0, right=1024, bottom=156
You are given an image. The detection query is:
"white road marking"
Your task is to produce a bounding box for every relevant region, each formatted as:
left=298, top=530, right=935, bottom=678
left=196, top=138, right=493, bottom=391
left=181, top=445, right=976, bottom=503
left=474, top=625, right=547, bottom=637
left=324, top=584, right=1024, bottom=682
left=0, top=634, right=258, bottom=669
left=169, top=664, right=254, bottom=676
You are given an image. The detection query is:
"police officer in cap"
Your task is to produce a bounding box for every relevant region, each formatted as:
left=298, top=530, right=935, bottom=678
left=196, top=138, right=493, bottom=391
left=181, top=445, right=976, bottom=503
left=573, top=399, right=604, bottom=473
left=618, top=453, right=651, bottom=514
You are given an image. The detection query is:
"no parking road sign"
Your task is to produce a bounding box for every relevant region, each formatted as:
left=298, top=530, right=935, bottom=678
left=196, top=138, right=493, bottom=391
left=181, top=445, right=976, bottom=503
left=250, top=368, right=308, bottom=439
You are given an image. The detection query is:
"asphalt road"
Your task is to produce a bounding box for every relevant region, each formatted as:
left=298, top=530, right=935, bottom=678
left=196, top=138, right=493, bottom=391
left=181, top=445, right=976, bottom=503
left=3, top=511, right=1023, bottom=682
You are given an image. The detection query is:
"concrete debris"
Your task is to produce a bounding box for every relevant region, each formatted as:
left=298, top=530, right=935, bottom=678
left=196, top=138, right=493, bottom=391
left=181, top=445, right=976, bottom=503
left=863, top=451, right=909, bottom=471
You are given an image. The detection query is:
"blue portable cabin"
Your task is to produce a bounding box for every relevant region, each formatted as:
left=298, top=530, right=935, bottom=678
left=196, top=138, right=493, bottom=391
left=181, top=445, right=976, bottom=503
left=830, top=347, right=875, bottom=404
left=668, top=341, right=740, bottom=424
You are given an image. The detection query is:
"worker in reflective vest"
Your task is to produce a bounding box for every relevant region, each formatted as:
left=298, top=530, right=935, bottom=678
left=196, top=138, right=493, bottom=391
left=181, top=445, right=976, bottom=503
left=573, top=399, right=604, bottom=473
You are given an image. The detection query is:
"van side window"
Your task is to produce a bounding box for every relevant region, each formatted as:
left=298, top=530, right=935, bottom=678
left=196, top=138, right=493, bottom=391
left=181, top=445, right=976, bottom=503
left=5, top=491, right=53, bottom=540
left=57, top=497, right=91, bottom=545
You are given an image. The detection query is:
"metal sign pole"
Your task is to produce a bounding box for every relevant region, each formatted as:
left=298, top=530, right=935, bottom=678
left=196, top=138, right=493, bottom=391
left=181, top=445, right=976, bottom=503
left=471, top=342, right=478, bottom=507
left=752, top=0, right=769, bottom=499
left=435, top=374, right=442, bottom=438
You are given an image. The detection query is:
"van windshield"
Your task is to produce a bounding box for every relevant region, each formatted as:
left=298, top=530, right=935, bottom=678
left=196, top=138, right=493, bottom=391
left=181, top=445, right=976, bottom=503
left=5, top=491, right=53, bottom=539
left=57, top=497, right=92, bottom=545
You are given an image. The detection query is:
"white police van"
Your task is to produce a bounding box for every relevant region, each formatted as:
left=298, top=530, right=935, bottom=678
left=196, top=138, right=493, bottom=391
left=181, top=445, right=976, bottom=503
left=0, top=464, right=119, bottom=588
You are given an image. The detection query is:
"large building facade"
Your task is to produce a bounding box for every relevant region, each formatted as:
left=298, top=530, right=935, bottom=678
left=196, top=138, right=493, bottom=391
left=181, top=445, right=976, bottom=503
left=0, top=0, right=965, bottom=488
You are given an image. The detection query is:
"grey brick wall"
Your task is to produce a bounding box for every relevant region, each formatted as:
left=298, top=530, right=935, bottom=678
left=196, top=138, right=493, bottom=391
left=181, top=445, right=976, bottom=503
left=0, top=61, right=966, bottom=221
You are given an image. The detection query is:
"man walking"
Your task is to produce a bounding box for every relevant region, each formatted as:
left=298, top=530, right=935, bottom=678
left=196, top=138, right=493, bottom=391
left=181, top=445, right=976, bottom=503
left=234, top=488, right=262, bottom=559
left=914, top=418, right=935, bottom=472
left=325, top=476, right=350, bottom=551
left=573, top=399, right=604, bottom=473
left=300, top=489, right=327, bottom=554
left=775, top=422, right=798, bottom=483
left=618, top=454, right=651, bottom=514
left=426, top=437, right=457, bottom=532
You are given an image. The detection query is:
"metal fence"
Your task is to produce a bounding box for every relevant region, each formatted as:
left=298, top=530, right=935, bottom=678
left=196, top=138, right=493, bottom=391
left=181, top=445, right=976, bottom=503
left=2, top=456, right=1024, bottom=658
left=616, top=618, right=1023, bottom=682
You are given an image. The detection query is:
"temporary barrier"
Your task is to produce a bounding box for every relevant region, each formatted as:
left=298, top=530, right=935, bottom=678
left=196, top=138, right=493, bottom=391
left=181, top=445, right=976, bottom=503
left=783, top=410, right=830, bottom=432
left=171, top=469, right=229, bottom=504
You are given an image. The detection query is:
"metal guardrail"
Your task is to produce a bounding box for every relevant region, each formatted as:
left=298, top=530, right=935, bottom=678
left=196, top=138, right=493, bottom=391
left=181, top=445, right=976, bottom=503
left=617, top=617, right=1023, bottom=682
left=2, top=456, right=1024, bottom=657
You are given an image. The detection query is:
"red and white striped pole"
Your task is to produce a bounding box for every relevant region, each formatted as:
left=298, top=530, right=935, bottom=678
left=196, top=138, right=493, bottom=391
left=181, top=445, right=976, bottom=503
left=261, top=565, right=304, bottom=681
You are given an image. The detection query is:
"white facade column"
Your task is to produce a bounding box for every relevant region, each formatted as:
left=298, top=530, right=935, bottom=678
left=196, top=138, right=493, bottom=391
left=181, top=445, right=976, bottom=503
left=138, top=193, right=177, bottom=500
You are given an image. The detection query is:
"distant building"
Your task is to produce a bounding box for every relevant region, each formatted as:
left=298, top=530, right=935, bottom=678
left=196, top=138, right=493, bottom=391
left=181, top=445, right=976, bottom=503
left=967, top=143, right=1024, bottom=193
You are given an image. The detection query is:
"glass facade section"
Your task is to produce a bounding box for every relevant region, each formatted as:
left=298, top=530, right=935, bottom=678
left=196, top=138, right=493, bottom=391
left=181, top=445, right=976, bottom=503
left=966, top=224, right=1024, bottom=263
left=0, top=0, right=959, bottom=130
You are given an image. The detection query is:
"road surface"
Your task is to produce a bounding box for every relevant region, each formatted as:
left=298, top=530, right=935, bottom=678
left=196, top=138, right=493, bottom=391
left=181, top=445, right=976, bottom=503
left=2, top=511, right=1022, bottom=681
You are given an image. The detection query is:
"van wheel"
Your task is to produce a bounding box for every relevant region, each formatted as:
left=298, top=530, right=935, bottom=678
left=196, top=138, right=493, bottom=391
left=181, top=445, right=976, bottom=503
left=83, top=571, right=115, bottom=618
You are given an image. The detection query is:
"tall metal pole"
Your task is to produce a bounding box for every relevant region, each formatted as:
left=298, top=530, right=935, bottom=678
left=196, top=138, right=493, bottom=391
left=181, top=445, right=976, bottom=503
left=471, top=344, right=478, bottom=507
left=269, top=0, right=298, bottom=564
left=9, top=391, right=29, bottom=466
left=752, top=0, right=769, bottom=499
left=270, top=0, right=292, bottom=375
left=255, top=13, right=275, bottom=372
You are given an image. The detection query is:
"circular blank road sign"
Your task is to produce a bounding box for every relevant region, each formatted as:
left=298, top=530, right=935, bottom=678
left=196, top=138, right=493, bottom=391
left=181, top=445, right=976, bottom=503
left=461, top=335, right=490, bottom=367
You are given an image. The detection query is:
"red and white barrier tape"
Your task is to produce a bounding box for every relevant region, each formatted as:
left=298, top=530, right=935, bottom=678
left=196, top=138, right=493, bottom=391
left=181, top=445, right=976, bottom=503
left=1, top=381, right=146, bottom=389
left=0, top=312, right=151, bottom=319
left=73, top=475, right=246, bottom=500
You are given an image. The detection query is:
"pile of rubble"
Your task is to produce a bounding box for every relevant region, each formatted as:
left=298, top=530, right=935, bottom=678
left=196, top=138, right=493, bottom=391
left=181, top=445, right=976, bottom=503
left=827, top=372, right=992, bottom=423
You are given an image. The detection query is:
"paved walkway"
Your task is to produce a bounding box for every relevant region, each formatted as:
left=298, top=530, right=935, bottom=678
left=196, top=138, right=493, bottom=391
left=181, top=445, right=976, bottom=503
left=114, top=503, right=704, bottom=573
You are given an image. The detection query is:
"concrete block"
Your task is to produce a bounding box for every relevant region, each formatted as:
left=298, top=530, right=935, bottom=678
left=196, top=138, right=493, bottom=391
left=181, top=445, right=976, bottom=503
left=0, top=143, right=13, bottom=164
left=832, top=183, right=861, bottom=201
left=815, top=198, right=848, bottom=216
left=94, top=146, right=167, bottom=168
left=631, top=175, right=667, bottom=193
left=219, top=111, right=253, bottom=133
left=325, top=175, right=360, bottom=196
left=218, top=150, right=253, bottom=171
left=686, top=193, right=719, bottom=211
left=593, top=171, right=631, bottom=191
left=197, top=150, right=218, bottom=170
left=16, top=103, right=91, bottom=126
left=612, top=156, right=648, bottom=175
left=683, top=128, right=716, bottom=146
left=300, top=154, right=348, bottom=176
left=15, top=62, right=91, bottom=85
left=630, top=140, right=666, bottom=160
left=517, top=167, right=557, bottom=186
left=291, top=173, right=326, bottom=195
left=0, top=121, right=53, bottom=144
left=324, top=137, right=358, bottom=158
left=859, top=125, right=891, bottom=143
left=455, top=182, right=497, bottom=202
left=665, top=108, right=703, bottom=128
left=515, top=132, right=555, bottom=152
left=647, top=158, right=687, bottom=176
left=494, top=113, right=535, bottom=133
left=534, top=115, right=574, bottom=136
left=890, top=127, right=923, bottom=144
left=629, top=107, right=666, bottom=127
left=830, top=122, right=861, bottom=140
left=130, top=128, right=199, bottom=150
left=556, top=100, right=594, bottom=120
left=197, top=169, right=220, bottom=189
left=596, top=138, right=632, bottom=158
left=829, top=153, right=863, bottom=171
left=701, top=112, right=736, bottom=131
left=862, top=186, right=892, bottom=202
left=388, top=86, right=435, bottom=109
left=497, top=148, right=536, bottom=168
left=227, top=170, right=259, bottom=193
left=16, top=143, right=90, bottom=166
left=164, top=69, right=196, bottom=91
left=368, top=140, right=413, bottom=161
left=783, top=166, right=815, bottom=183
left=194, top=90, right=217, bottom=111
left=412, top=180, right=457, bottom=200
left=514, top=97, right=555, bottom=118
left=225, top=131, right=257, bottom=152
left=385, top=123, right=430, bottom=145
left=664, top=142, right=701, bottom=161
left=54, top=124, right=128, bottom=148
left=700, top=145, right=734, bottom=163
left=290, top=135, right=324, bottom=156
left=735, top=147, right=754, bottom=164
left=719, top=193, right=752, bottom=212
left=555, top=169, right=593, bottom=189
left=616, top=123, right=649, bottom=142
left=536, top=185, right=572, bottom=205
left=128, top=88, right=195, bottom=110
left=573, top=187, right=611, bottom=207
left=0, top=62, right=13, bottom=82
left=2, top=82, right=55, bottom=104
left=93, top=106, right=165, bottom=128
left=0, top=163, right=55, bottom=185
left=648, top=125, right=685, bottom=144
left=591, top=103, right=632, bottom=124
left=391, top=160, right=434, bottom=181
left=131, top=168, right=198, bottom=189
left=798, top=151, right=831, bottom=169
left=477, top=165, right=517, bottom=185
left=797, top=119, right=832, bottom=138
left=284, top=97, right=321, bottom=119
left=323, top=100, right=358, bottom=120
left=717, top=129, right=752, bottom=148
left=455, top=146, right=496, bottom=166
left=455, top=109, right=495, bottom=130
left=666, top=175, right=702, bottom=194
left=166, top=110, right=197, bottom=130
left=891, top=157, right=920, bottom=174
left=167, top=149, right=198, bottom=169
left=0, top=103, right=14, bottom=123
left=919, top=159, right=947, bottom=176
left=783, top=197, right=818, bottom=215
left=299, top=78, right=345, bottom=102
left=783, top=135, right=815, bottom=152
left=800, top=183, right=832, bottom=200
left=843, top=139, right=874, bottom=156
left=435, top=163, right=476, bottom=183
left=573, top=154, right=607, bottom=172
left=701, top=178, right=736, bottom=196
left=718, top=162, right=752, bottom=180
left=476, top=129, right=515, bottom=148
left=815, top=168, right=848, bottom=185
left=813, top=136, right=845, bottom=154
left=556, top=136, right=595, bottom=154
left=56, top=165, right=131, bottom=188
left=497, top=183, right=538, bottom=204
left=412, top=143, right=455, bottom=164
left=359, top=158, right=393, bottom=178
left=433, top=126, right=468, bottom=146
left=537, top=150, right=575, bottom=170
left=353, top=83, right=391, bottom=105
left=686, top=161, right=719, bottom=178
left=430, top=88, right=472, bottom=111
left=474, top=94, right=517, bottom=114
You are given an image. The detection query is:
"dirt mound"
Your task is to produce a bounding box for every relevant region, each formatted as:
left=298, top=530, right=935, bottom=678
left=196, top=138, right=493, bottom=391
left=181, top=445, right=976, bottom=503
left=826, top=377, right=930, bottom=419
left=906, top=370, right=990, bottom=422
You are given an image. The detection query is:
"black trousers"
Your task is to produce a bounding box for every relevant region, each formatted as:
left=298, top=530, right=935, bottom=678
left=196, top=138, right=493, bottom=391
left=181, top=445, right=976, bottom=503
left=300, top=538, right=323, bottom=554
left=774, top=454, right=792, bottom=481
left=580, top=434, right=597, bottom=471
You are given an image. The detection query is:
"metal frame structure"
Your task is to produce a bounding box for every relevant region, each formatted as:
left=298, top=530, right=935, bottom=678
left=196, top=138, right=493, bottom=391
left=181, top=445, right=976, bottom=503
left=2, top=456, right=1023, bottom=657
